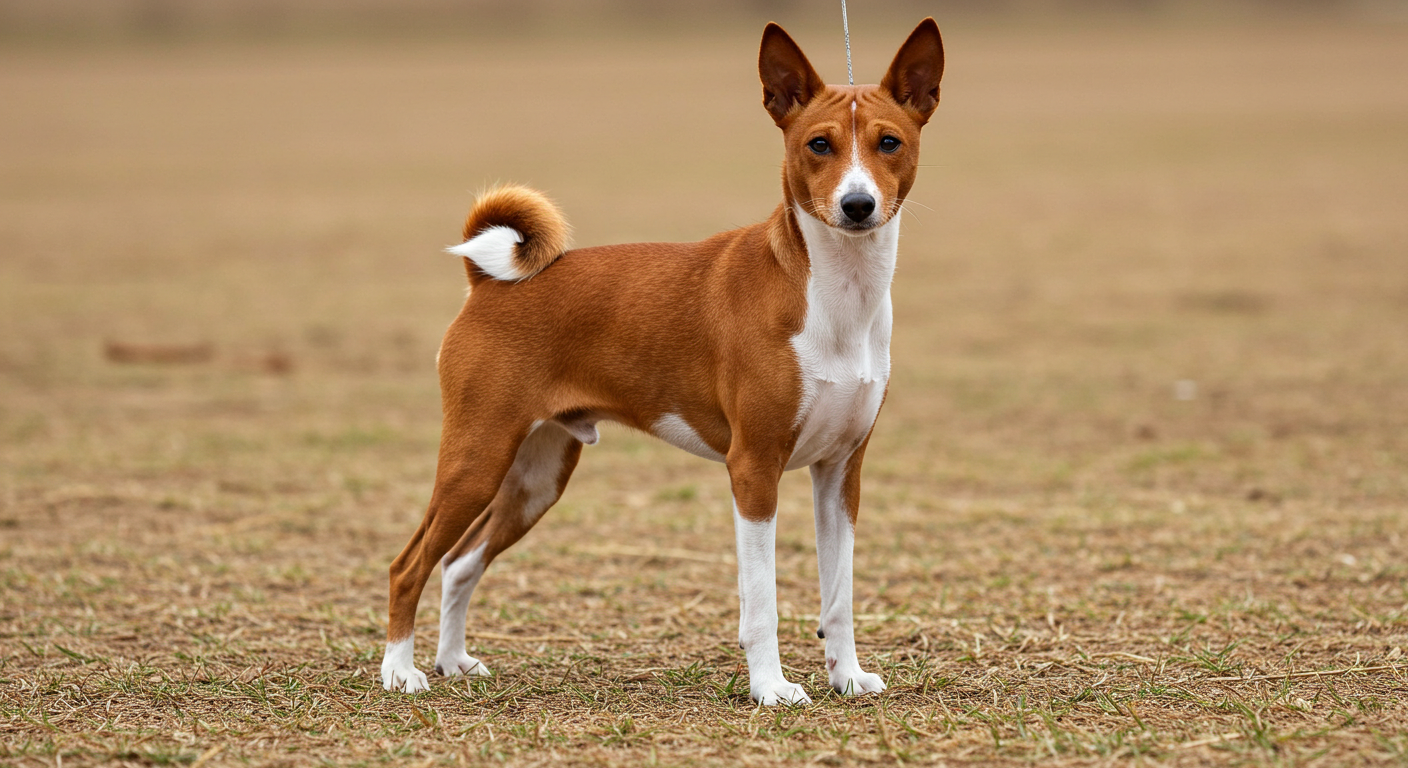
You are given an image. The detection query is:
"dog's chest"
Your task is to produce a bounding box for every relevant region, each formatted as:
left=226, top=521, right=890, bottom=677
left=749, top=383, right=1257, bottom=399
left=781, top=211, right=899, bottom=471
left=784, top=273, right=893, bottom=472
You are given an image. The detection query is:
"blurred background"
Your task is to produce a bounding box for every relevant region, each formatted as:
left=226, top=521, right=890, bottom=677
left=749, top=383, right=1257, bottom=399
left=2, top=0, right=1404, bottom=503
left=5, top=0, right=1408, bottom=39
left=3, top=0, right=1407, bottom=763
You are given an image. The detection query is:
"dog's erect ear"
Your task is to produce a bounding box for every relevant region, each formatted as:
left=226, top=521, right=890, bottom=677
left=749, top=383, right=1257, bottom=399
left=880, top=17, right=944, bottom=124
left=759, top=23, right=825, bottom=127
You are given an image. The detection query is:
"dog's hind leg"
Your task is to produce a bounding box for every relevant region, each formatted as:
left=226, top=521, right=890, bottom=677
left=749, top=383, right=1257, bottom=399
left=433, top=421, right=582, bottom=679
left=382, top=413, right=534, bottom=693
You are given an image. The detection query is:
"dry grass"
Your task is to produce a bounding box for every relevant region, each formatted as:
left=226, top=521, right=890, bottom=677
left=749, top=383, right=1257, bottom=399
left=2, top=16, right=1408, bottom=767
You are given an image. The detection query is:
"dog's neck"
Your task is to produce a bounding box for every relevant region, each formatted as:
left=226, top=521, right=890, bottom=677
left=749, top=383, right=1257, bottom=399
left=788, top=204, right=898, bottom=335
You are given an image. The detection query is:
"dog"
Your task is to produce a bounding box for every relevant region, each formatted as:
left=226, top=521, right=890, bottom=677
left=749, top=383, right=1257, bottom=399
left=380, top=18, right=944, bottom=705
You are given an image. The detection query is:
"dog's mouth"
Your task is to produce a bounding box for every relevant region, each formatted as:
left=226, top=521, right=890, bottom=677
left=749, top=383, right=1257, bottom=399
left=836, top=217, right=882, bottom=233
left=831, top=211, right=891, bottom=235
left=795, top=200, right=891, bottom=234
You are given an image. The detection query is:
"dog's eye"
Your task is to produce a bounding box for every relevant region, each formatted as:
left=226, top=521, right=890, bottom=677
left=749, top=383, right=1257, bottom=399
left=807, top=138, right=831, bottom=155
left=879, top=136, right=901, bottom=153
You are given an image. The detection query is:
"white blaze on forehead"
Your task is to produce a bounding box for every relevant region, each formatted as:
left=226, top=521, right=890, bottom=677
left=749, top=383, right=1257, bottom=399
left=850, top=101, right=857, bottom=156
left=834, top=99, right=881, bottom=216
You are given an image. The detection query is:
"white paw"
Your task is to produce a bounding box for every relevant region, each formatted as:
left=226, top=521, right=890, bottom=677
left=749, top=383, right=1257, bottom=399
left=752, top=679, right=812, bottom=706
left=435, top=653, right=492, bottom=678
left=380, top=638, right=430, bottom=693
left=382, top=663, right=430, bottom=693
left=830, top=668, right=886, bottom=696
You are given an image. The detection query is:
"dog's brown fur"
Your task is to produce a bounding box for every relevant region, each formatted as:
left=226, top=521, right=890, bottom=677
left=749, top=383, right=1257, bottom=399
left=382, top=19, right=944, bottom=702
left=459, top=185, right=571, bottom=285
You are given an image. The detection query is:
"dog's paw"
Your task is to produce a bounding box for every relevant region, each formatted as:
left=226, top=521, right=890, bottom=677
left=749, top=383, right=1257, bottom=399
left=829, top=668, right=886, bottom=697
left=752, top=679, right=812, bottom=706
left=435, top=653, right=492, bottom=678
left=380, top=639, right=430, bottom=693
left=382, top=663, right=430, bottom=693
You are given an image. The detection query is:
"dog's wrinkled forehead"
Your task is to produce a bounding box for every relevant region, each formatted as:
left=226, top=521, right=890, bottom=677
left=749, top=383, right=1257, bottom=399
left=759, top=18, right=944, bottom=131
left=786, top=85, right=919, bottom=137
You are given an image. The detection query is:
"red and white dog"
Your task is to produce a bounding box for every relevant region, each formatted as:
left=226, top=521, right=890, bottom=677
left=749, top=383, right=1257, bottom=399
left=381, top=19, right=944, bottom=705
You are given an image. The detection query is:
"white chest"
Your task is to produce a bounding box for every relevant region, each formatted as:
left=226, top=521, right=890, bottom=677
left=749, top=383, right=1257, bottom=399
left=785, top=209, right=898, bottom=471
left=648, top=212, right=898, bottom=471
left=786, top=297, right=891, bottom=470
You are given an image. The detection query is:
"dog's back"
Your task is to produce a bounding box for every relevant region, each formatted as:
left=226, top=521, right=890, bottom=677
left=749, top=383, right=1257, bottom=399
left=441, top=213, right=807, bottom=453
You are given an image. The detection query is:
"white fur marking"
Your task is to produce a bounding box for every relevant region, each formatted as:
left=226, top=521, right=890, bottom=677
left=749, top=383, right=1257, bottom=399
left=833, top=109, right=883, bottom=228
left=434, top=542, right=492, bottom=679
left=786, top=206, right=895, bottom=471
left=447, top=225, right=525, bottom=282
left=734, top=505, right=811, bottom=705
left=652, top=413, right=725, bottom=462
left=509, top=423, right=573, bottom=525
left=811, top=460, right=886, bottom=696
left=381, top=637, right=430, bottom=693
left=429, top=424, right=574, bottom=681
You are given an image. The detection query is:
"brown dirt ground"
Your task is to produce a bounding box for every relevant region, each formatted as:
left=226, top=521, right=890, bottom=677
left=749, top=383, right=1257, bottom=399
left=2, top=15, right=1407, bottom=768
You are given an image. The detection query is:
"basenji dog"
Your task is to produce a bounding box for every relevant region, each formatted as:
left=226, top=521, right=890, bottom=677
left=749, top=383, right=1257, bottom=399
left=381, top=18, right=944, bottom=705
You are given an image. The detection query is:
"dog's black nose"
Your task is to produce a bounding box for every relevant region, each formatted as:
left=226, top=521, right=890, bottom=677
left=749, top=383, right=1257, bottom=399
left=840, top=193, right=875, bottom=223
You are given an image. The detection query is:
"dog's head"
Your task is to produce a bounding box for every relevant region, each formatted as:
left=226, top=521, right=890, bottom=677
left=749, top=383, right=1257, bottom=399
left=760, top=18, right=943, bottom=234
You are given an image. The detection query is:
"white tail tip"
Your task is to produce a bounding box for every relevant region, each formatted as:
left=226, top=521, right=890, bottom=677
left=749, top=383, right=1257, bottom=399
left=447, top=225, right=525, bottom=282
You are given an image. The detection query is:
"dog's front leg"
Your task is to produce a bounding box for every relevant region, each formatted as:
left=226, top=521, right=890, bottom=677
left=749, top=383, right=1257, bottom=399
left=810, top=444, right=886, bottom=696
left=730, top=452, right=811, bottom=706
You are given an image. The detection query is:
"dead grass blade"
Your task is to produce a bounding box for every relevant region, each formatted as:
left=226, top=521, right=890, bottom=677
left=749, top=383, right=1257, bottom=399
left=1176, top=732, right=1245, bottom=749
left=576, top=543, right=736, bottom=565
left=467, top=631, right=586, bottom=643
left=189, top=744, right=224, bottom=768
left=1202, top=663, right=1408, bottom=683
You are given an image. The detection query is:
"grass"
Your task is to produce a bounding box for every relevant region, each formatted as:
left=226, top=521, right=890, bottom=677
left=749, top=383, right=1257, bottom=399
left=2, top=12, right=1408, bottom=768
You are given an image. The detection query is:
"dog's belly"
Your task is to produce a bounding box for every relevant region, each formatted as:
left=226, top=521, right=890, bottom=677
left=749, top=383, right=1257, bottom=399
left=646, top=378, right=883, bottom=471
left=650, top=412, right=727, bottom=462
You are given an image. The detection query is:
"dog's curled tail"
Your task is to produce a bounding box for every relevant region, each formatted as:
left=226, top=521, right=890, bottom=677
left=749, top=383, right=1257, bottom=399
left=447, top=185, right=570, bottom=285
